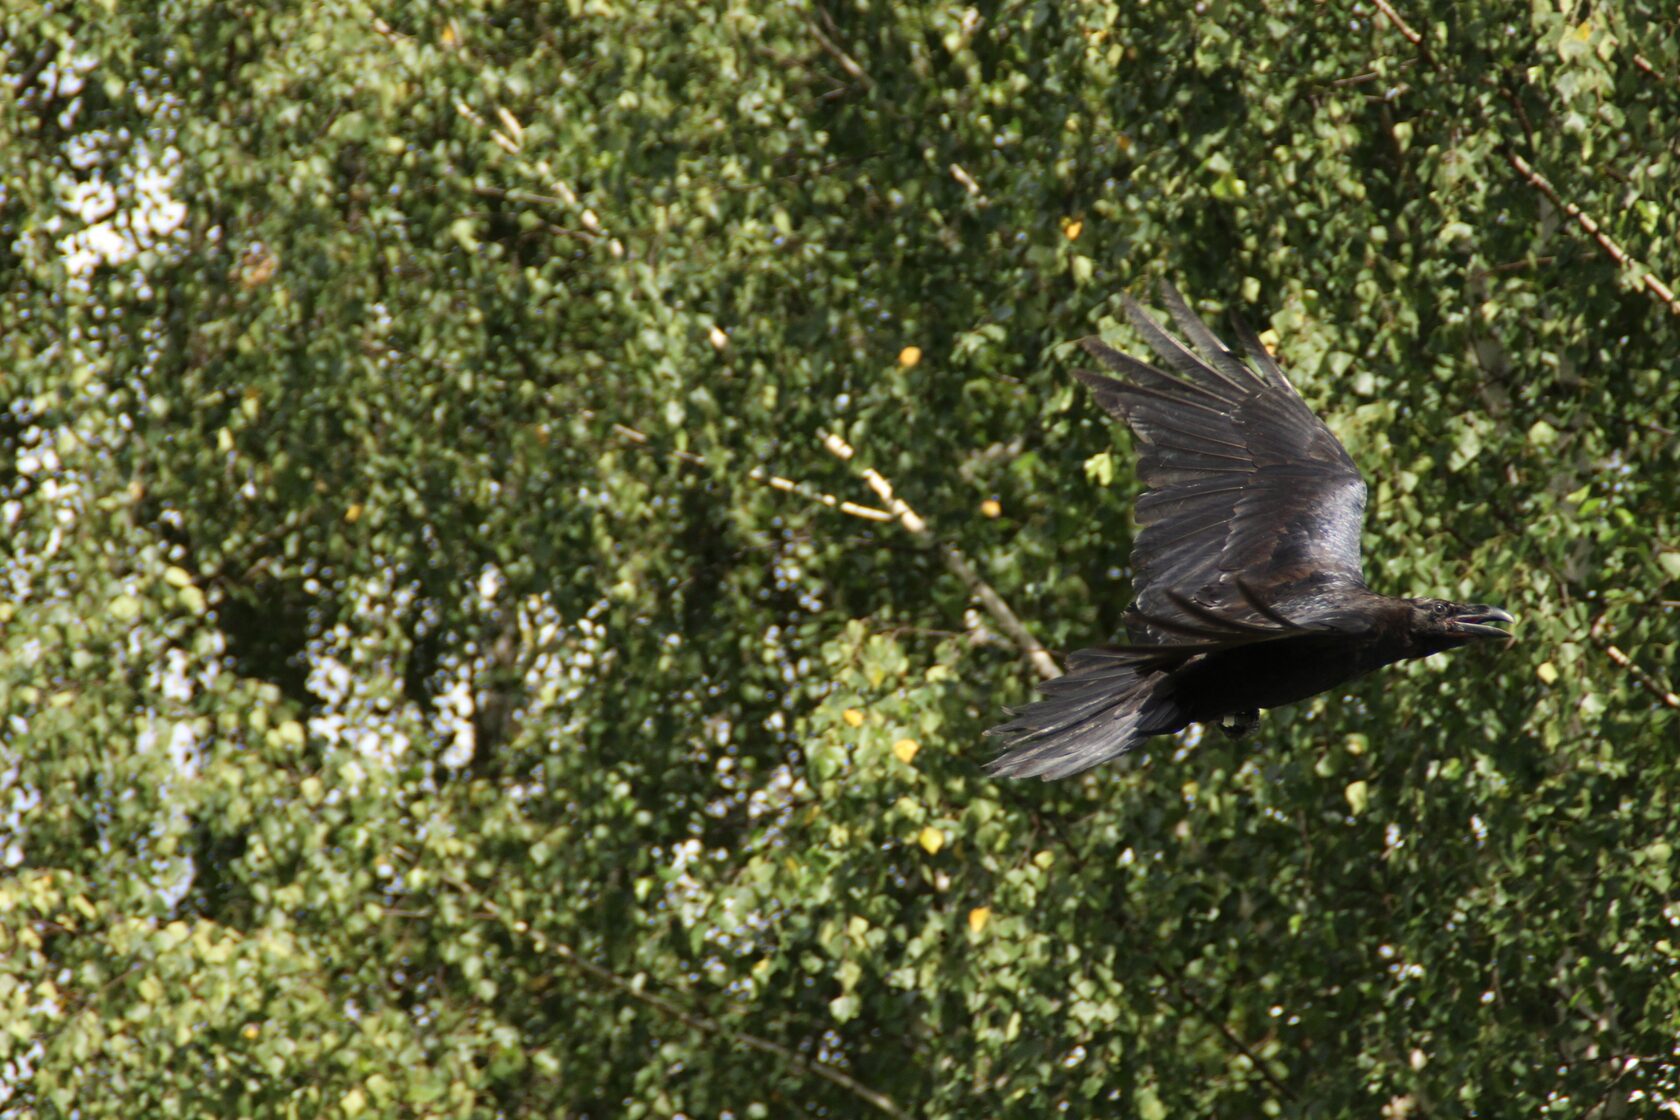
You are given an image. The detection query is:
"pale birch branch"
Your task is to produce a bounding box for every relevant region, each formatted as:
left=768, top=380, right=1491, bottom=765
left=1591, top=615, right=1680, bottom=711
left=1370, top=0, right=1423, bottom=45
left=821, top=432, right=1062, bottom=681
left=1505, top=151, right=1680, bottom=316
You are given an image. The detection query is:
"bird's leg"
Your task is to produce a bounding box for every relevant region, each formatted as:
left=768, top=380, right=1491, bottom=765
left=1219, top=710, right=1259, bottom=739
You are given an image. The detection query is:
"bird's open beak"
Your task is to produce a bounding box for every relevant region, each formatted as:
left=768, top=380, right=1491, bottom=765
left=1448, top=605, right=1515, bottom=640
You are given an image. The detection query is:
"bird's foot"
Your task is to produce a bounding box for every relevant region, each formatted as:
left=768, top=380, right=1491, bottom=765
left=1219, top=710, right=1259, bottom=740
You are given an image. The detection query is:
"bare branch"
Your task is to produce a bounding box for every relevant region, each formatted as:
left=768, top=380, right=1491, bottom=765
left=949, top=163, right=983, bottom=198
left=453, top=98, right=521, bottom=154
left=821, top=432, right=1062, bottom=681
left=590, top=414, right=892, bottom=523
left=468, top=183, right=583, bottom=211
left=1369, top=0, right=1423, bottom=44
left=1505, top=151, right=1680, bottom=315
left=807, top=8, right=875, bottom=91
left=1591, top=615, right=1680, bottom=711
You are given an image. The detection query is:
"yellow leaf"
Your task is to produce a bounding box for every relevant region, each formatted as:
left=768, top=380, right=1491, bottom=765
left=892, top=738, right=920, bottom=764
left=898, top=345, right=922, bottom=368
left=708, top=324, right=729, bottom=351
left=344, top=503, right=363, bottom=524
left=917, top=826, right=945, bottom=854
left=842, top=708, right=864, bottom=728
left=1345, top=780, right=1369, bottom=815
left=243, top=1024, right=260, bottom=1040
left=1537, top=662, right=1558, bottom=685
left=979, top=499, right=1002, bottom=519
left=1062, top=218, right=1084, bottom=241
left=968, top=907, right=991, bottom=933
left=163, top=565, right=193, bottom=588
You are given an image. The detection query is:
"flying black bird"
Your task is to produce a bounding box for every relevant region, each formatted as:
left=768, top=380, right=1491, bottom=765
left=987, top=285, right=1512, bottom=780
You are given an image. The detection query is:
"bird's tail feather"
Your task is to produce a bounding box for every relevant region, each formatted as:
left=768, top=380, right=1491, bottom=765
left=985, top=647, right=1184, bottom=780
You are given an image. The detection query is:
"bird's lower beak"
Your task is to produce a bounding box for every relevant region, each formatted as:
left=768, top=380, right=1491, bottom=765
left=1449, top=605, right=1515, bottom=640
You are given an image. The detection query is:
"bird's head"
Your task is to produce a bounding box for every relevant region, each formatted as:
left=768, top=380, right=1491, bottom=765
left=1405, top=598, right=1515, bottom=652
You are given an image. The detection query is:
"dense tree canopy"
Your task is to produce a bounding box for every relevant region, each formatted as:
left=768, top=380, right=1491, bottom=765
left=3, top=2, right=1678, bottom=1116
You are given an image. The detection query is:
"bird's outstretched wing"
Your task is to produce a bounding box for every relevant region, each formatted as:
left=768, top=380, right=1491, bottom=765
left=1077, top=284, right=1369, bottom=643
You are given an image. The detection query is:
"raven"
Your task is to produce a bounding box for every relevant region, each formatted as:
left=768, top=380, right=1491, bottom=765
left=987, top=285, right=1512, bottom=780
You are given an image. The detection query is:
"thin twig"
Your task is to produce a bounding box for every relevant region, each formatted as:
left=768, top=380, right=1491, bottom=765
left=1359, top=2, right=1679, bottom=317
left=1468, top=255, right=1558, bottom=282
left=453, top=98, right=521, bottom=154
left=353, top=334, right=891, bottom=525
left=1011, top=796, right=1299, bottom=1101
left=821, top=432, right=1062, bottom=681
left=1156, top=969, right=1296, bottom=1101
left=1370, top=0, right=1423, bottom=44
left=469, top=184, right=581, bottom=211
left=807, top=8, right=875, bottom=90
left=1590, top=615, right=1680, bottom=711
left=577, top=412, right=892, bottom=523
left=949, top=163, right=983, bottom=197
left=444, top=875, right=909, bottom=1118
left=1504, top=151, right=1680, bottom=315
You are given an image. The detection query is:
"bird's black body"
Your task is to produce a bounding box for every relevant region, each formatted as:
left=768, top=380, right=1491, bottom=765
left=987, top=286, right=1512, bottom=780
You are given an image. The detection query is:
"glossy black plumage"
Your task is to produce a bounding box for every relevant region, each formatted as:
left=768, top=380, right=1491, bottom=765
left=987, top=285, right=1512, bottom=780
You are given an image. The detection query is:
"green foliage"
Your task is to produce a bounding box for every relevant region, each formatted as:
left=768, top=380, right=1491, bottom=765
left=3, top=1, right=1678, bottom=1116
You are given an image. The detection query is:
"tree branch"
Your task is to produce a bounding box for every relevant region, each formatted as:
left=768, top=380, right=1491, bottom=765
left=1369, top=0, right=1423, bottom=45
left=1590, top=615, right=1680, bottom=711
left=1356, top=3, right=1678, bottom=318
left=1504, top=151, right=1680, bottom=316
left=1154, top=967, right=1297, bottom=1102
left=807, top=7, right=875, bottom=91
left=821, top=432, right=1062, bottom=681
left=445, top=875, right=910, bottom=1119
left=1028, top=803, right=1299, bottom=1101
left=594, top=417, right=892, bottom=523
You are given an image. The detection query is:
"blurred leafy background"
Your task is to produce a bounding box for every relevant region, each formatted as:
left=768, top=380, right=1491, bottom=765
left=3, top=1, right=1678, bottom=1116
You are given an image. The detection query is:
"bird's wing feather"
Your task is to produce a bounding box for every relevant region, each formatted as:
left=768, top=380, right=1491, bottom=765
left=1076, top=283, right=1369, bottom=643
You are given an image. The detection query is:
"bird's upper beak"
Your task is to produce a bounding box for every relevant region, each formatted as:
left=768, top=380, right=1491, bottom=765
left=1447, top=604, right=1515, bottom=640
